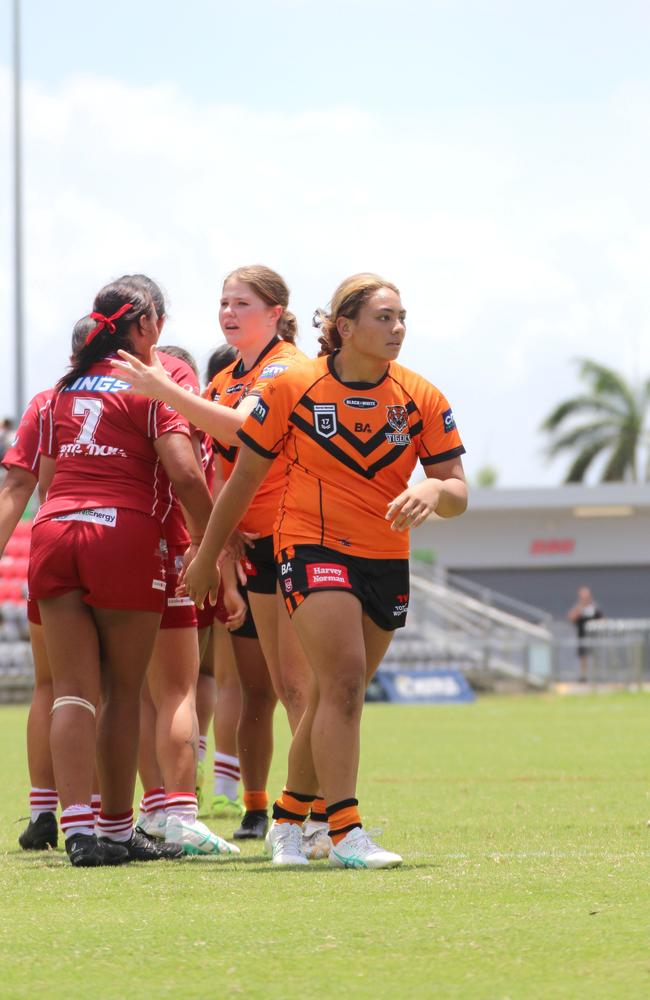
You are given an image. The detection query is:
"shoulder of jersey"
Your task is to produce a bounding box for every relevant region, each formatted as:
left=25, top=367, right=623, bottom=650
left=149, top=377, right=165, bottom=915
left=158, top=351, right=199, bottom=391
left=387, top=360, right=438, bottom=399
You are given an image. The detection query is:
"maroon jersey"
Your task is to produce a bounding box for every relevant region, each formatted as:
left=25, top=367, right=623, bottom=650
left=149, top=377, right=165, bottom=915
left=37, top=355, right=191, bottom=525
left=2, top=390, right=53, bottom=477
left=155, top=352, right=202, bottom=546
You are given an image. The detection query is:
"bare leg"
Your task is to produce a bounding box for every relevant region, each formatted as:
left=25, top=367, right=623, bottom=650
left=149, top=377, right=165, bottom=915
left=248, top=590, right=309, bottom=732
left=137, top=674, right=164, bottom=792
left=94, top=606, right=161, bottom=814
left=196, top=626, right=217, bottom=737
left=213, top=623, right=241, bottom=759
left=38, top=593, right=101, bottom=809
left=147, top=626, right=200, bottom=793
left=230, top=634, right=276, bottom=792
left=26, top=622, right=56, bottom=790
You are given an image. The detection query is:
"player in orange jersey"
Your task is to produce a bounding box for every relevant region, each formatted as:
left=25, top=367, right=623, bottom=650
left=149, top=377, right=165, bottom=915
left=112, top=265, right=314, bottom=843
left=180, top=273, right=468, bottom=869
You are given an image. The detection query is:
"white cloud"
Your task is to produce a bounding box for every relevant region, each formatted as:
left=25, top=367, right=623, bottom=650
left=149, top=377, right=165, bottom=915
left=0, top=70, right=649, bottom=485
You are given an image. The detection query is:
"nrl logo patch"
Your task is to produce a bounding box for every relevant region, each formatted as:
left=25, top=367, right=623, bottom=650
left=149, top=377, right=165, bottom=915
left=314, top=403, right=337, bottom=439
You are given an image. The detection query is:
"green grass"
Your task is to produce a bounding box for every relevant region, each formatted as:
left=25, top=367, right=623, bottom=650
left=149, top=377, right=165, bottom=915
left=2, top=694, right=650, bottom=998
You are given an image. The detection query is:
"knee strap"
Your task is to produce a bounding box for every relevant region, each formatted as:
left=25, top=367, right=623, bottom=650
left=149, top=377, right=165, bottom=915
left=51, top=696, right=96, bottom=717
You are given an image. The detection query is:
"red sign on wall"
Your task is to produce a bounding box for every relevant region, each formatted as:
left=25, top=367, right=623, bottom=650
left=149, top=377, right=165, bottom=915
left=530, top=538, right=575, bottom=555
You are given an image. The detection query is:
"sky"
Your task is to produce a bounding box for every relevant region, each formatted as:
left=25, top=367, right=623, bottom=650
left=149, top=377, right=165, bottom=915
left=1, top=0, right=649, bottom=486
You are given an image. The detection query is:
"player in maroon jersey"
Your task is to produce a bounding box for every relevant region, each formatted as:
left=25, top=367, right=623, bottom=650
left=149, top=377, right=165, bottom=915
left=2, top=318, right=94, bottom=851
left=29, top=278, right=215, bottom=867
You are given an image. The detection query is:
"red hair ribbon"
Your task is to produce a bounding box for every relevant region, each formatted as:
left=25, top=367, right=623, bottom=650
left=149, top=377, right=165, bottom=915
left=85, top=303, right=134, bottom=345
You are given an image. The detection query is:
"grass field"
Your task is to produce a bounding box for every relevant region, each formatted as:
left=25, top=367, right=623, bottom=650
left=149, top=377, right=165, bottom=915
left=2, top=694, right=650, bottom=999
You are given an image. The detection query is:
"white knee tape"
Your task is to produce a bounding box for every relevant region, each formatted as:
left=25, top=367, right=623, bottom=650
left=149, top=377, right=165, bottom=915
left=51, top=696, right=96, bottom=717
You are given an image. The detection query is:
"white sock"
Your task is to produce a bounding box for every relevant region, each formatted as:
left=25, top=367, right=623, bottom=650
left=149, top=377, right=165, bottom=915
left=60, top=804, right=94, bottom=840
left=165, top=792, right=198, bottom=824
left=29, top=786, right=58, bottom=821
left=96, top=809, right=134, bottom=843
left=213, top=752, right=240, bottom=800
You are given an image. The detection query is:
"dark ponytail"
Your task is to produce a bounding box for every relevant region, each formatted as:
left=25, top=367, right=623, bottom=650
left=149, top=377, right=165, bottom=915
left=57, top=280, right=153, bottom=391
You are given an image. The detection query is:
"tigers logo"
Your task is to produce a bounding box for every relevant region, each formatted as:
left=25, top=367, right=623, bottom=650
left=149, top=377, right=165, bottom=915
left=385, top=405, right=410, bottom=446
left=386, top=405, right=408, bottom=432
left=314, top=404, right=337, bottom=439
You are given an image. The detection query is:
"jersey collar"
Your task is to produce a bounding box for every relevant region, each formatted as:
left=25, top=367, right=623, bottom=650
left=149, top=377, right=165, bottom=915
left=326, top=351, right=390, bottom=390
left=232, top=336, right=280, bottom=378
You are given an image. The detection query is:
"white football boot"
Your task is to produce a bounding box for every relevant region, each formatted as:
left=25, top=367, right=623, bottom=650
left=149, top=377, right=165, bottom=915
left=302, top=819, right=332, bottom=860
left=166, top=815, right=240, bottom=856
left=135, top=809, right=167, bottom=840
left=328, top=827, right=402, bottom=869
left=264, top=821, right=309, bottom=866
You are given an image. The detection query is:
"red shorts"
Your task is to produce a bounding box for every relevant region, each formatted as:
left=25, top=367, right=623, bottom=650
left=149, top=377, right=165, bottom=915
left=29, top=508, right=166, bottom=614
left=27, top=598, right=41, bottom=625
left=160, top=543, right=198, bottom=629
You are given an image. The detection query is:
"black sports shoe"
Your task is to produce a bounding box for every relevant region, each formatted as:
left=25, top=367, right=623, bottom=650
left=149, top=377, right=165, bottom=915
left=66, top=833, right=130, bottom=867
left=18, top=811, right=58, bottom=850
left=102, top=828, right=183, bottom=861
left=233, top=810, right=269, bottom=840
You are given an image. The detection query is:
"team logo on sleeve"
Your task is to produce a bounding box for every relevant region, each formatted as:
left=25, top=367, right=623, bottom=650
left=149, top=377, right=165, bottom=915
left=442, top=407, right=456, bottom=433
left=385, top=404, right=410, bottom=446
left=313, top=404, right=338, bottom=439
left=252, top=399, right=269, bottom=424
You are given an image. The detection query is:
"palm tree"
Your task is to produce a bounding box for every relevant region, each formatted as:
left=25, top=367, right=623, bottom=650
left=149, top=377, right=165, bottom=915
left=541, top=359, right=649, bottom=483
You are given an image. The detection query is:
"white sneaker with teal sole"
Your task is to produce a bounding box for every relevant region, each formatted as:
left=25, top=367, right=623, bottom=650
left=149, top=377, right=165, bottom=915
left=135, top=809, right=167, bottom=840
left=302, top=820, right=331, bottom=860
left=166, top=815, right=240, bottom=856
left=328, top=828, right=402, bottom=869
left=265, top=821, right=308, bottom=866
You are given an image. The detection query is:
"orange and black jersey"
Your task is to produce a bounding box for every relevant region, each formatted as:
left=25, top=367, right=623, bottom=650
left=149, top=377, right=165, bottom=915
left=237, top=353, right=465, bottom=560
left=208, top=337, right=305, bottom=535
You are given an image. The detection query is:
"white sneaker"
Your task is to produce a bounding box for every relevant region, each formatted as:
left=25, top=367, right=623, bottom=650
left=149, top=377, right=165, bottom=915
left=328, top=827, right=402, bottom=869
left=166, top=815, right=240, bottom=856
left=302, top=820, right=332, bottom=860
left=264, top=821, right=308, bottom=866
left=135, top=809, right=167, bottom=840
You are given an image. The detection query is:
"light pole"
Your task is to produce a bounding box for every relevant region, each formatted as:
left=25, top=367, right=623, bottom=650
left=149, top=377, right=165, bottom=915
left=12, top=0, right=25, bottom=420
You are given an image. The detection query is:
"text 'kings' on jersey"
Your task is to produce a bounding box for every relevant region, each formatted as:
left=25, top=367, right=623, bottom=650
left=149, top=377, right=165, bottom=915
left=208, top=336, right=305, bottom=535
left=237, top=354, right=465, bottom=559
left=36, top=356, right=192, bottom=525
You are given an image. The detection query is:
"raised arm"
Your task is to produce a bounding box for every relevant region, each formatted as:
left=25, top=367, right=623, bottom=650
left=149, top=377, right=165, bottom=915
left=111, top=348, right=256, bottom=445
left=154, top=432, right=214, bottom=543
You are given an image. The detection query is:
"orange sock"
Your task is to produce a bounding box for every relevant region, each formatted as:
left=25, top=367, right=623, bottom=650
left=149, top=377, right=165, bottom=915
left=272, top=789, right=315, bottom=825
left=310, top=797, right=327, bottom=823
left=327, top=798, right=362, bottom=845
left=243, top=790, right=268, bottom=812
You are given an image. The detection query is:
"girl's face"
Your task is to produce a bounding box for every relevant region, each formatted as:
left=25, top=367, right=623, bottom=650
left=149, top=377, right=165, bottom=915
left=219, top=279, right=282, bottom=350
left=339, top=288, right=406, bottom=363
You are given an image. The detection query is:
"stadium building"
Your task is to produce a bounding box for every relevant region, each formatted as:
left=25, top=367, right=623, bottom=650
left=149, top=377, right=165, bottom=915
left=415, top=483, right=650, bottom=620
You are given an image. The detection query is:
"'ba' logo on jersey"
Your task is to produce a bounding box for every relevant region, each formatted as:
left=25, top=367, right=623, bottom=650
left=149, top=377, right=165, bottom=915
left=314, top=403, right=337, bottom=439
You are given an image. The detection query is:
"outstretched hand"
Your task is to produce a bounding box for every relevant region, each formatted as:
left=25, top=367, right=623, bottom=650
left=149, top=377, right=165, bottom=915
left=177, top=553, right=221, bottom=610
left=110, top=346, right=171, bottom=401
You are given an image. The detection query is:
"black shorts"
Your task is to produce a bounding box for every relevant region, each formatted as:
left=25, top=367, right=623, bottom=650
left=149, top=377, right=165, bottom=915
left=276, top=544, right=409, bottom=632
left=243, top=534, right=277, bottom=595
left=229, top=583, right=258, bottom=640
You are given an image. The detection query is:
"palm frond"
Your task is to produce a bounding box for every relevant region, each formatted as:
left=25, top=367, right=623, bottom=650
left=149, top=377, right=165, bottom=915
left=545, top=420, right=616, bottom=457
left=577, top=358, right=637, bottom=412
left=601, top=433, right=638, bottom=482
left=564, top=440, right=608, bottom=483
left=540, top=395, right=625, bottom=432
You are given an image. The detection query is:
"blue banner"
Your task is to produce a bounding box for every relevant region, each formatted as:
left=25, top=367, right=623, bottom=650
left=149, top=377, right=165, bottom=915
left=370, top=669, right=475, bottom=704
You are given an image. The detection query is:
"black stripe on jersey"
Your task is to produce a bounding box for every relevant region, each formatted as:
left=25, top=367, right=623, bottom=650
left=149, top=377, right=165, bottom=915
left=213, top=440, right=238, bottom=463
left=298, top=396, right=420, bottom=458
left=289, top=412, right=411, bottom=480
left=420, top=444, right=466, bottom=466
left=237, top=429, right=280, bottom=460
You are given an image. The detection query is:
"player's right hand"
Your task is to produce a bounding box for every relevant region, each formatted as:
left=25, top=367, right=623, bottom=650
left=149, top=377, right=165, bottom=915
left=110, top=346, right=172, bottom=402
left=177, top=554, right=221, bottom=610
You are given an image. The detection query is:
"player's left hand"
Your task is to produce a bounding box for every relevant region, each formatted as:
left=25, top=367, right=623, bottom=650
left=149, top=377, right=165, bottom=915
left=386, top=481, right=441, bottom=531
left=222, top=586, right=248, bottom=632
left=177, top=553, right=221, bottom=609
